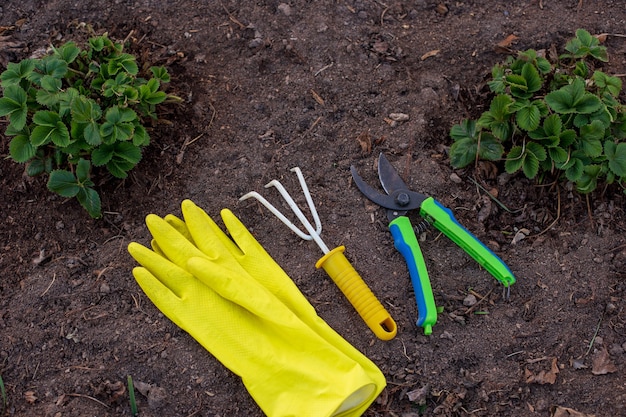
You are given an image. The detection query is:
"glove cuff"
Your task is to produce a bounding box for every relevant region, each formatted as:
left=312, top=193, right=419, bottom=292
left=244, top=362, right=379, bottom=417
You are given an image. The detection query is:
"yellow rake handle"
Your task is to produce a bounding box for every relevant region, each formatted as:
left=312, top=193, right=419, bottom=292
left=316, top=246, right=397, bottom=340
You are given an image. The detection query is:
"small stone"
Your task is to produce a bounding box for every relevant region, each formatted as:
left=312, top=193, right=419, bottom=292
left=463, top=294, right=477, bottom=307
left=389, top=112, right=409, bottom=122
left=277, top=3, right=292, bottom=16
left=147, top=386, right=167, bottom=409
left=99, top=282, right=111, bottom=294
left=609, top=343, right=624, bottom=355
left=449, top=172, right=462, bottom=183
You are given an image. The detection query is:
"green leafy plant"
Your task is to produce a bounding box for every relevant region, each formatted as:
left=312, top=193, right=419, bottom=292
left=0, top=33, right=179, bottom=217
left=449, top=29, right=626, bottom=194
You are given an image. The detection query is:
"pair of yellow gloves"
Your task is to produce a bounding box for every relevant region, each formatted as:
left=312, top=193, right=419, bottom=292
left=128, top=200, right=386, bottom=417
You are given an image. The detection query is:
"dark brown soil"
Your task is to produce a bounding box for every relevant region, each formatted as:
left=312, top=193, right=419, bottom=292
left=2, top=1, right=626, bottom=416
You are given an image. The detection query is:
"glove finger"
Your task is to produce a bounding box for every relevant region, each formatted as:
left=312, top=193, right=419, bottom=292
left=220, top=208, right=320, bottom=315
left=151, top=214, right=194, bottom=259
left=146, top=213, right=209, bottom=269
left=164, top=213, right=194, bottom=243
left=132, top=266, right=183, bottom=306
left=219, top=208, right=262, bottom=257
left=181, top=199, right=240, bottom=257
left=186, top=256, right=300, bottom=326
left=128, top=242, right=193, bottom=298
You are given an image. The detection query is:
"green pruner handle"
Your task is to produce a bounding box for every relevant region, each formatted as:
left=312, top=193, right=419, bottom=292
left=389, top=216, right=438, bottom=335
left=419, top=197, right=516, bottom=287
left=316, top=246, right=397, bottom=341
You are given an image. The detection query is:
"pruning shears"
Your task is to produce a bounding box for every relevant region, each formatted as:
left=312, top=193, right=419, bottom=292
left=350, top=153, right=516, bottom=335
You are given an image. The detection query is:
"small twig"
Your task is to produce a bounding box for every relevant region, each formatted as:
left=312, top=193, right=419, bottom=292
left=468, top=176, right=522, bottom=214
left=604, top=243, right=626, bottom=255
left=585, top=315, right=603, bottom=356
left=463, top=287, right=495, bottom=315
left=314, top=62, right=334, bottom=76
left=40, top=273, right=56, bottom=297
left=220, top=1, right=246, bottom=29
left=532, top=185, right=560, bottom=238
left=585, top=194, right=594, bottom=228
left=66, top=393, right=110, bottom=409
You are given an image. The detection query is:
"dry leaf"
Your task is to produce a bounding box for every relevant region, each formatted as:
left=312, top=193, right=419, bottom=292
left=420, top=49, right=440, bottom=60
left=24, top=391, right=37, bottom=403
left=355, top=131, right=372, bottom=154
left=595, top=33, right=607, bottom=43
left=498, top=34, right=519, bottom=48
left=512, top=228, right=530, bottom=245
left=407, top=384, right=430, bottom=405
left=550, top=405, right=596, bottom=417
left=525, top=357, right=559, bottom=384
left=495, top=34, right=519, bottom=54
left=591, top=347, right=617, bottom=375
left=310, top=89, right=324, bottom=106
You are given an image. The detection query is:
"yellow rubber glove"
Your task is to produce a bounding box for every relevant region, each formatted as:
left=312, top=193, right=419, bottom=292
left=128, top=201, right=386, bottom=417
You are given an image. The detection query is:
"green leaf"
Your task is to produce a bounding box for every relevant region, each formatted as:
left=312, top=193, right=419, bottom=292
left=477, top=132, right=504, bottom=161
left=576, top=165, right=602, bottom=193
left=478, top=94, right=514, bottom=140
left=522, top=153, right=540, bottom=179
left=47, top=170, right=80, bottom=197
left=504, top=146, right=524, bottom=174
left=549, top=146, right=569, bottom=164
left=35, top=89, right=61, bottom=108
left=75, top=158, right=92, bottom=182
left=450, top=119, right=477, bottom=142
left=31, top=111, right=71, bottom=147
left=83, top=122, right=101, bottom=145
left=9, top=133, right=37, bottom=162
left=104, top=142, right=142, bottom=178
left=565, top=158, right=584, bottom=181
left=102, top=72, right=134, bottom=98
left=139, top=80, right=167, bottom=105
left=91, top=144, right=115, bottom=166
left=579, top=120, right=604, bottom=157
left=40, top=75, right=62, bottom=92
left=76, top=187, right=102, bottom=218
left=150, top=66, right=171, bottom=83
left=0, top=85, right=28, bottom=130
left=132, top=124, right=150, bottom=146
left=53, top=41, right=80, bottom=64
left=28, top=57, right=68, bottom=86
left=450, top=138, right=477, bottom=168
left=58, top=88, right=80, bottom=118
left=100, top=106, right=137, bottom=142
left=522, top=62, right=542, bottom=94
left=516, top=103, right=541, bottom=131
left=536, top=57, right=552, bottom=74
left=27, top=158, right=47, bottom=176
left=505, top=74, right=529, bottom=99
left=1, top=59, right=36, bottom=87
left=606, top=141, right=626, bottom=177
left=593, top=71, right=622, bottom=97
left=108, top=53, right=139, bottom=75
left=545, top=78, right=602, bottom=114
left=71, top=96, right=102, bottom=123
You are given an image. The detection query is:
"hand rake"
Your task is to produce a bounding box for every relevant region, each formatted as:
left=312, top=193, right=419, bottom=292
left=240, top=167, right=397, bottom=340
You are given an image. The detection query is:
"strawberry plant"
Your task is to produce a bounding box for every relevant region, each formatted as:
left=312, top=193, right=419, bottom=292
left=449, top=29, right=626, bottom=194
left=0, top=33, right=179, bottom=218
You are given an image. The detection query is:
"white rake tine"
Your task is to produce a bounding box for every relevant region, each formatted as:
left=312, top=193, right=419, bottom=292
left=265, top=180, right=330, bottom=254
left=239, top=191, right=314, bottom=241
left=290, top=167, right=322, bottom=236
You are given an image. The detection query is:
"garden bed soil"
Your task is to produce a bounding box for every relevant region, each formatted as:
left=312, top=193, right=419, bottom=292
left=2, top=1, right=626, bottom=416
